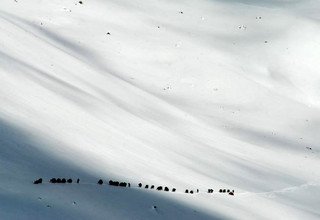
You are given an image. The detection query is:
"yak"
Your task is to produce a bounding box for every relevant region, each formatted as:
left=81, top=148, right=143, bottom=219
left=33, top=178, right=42, bottom=184
left=119, top=182, right=127, bottom=187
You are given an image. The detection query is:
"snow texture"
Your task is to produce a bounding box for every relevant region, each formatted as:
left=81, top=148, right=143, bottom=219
left=0, top=0, right=319, bottom=219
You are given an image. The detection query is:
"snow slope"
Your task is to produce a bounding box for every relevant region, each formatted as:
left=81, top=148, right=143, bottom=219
left=0, top=0, right=319, bottom=219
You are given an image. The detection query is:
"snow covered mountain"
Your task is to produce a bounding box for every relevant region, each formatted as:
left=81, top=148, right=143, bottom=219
left=0, top=0, right=319, bottom=219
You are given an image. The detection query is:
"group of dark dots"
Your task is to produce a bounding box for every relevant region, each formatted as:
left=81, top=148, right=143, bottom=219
left=207, top=188, right=234, bottom=195
left=219, top=189, right=234, bottom=196
left=49, top=178, right=79, bottom=184
left=184, top=189, right=199, bottom=194
left=98, top=179, right=131, bottom=187
left=138, top=183, right=176, bottom=192
left=33, top=178, right=234, bottom=196
left=33, top=178, right=80, bottom=184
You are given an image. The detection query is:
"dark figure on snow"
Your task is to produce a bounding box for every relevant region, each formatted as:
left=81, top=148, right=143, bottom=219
left=157, top=186, right=163, bottom=191
left=61, top=178, right=66, bottom=183
left=67, top=179, right=72, bottom=183
left=77, top=178, right=80, bottom=184
left=119, top=182, right=127, bottom=187
left=128, top=183, right=131, bottom=187
left=185, top=189, right=189, bottom=193
left=110, top=181, right=119, bottom=186
left=138, top=183, right=142, bottom=187
left=33, top=178, right=42, bottom=184
left=229, top=192, right=234, bottom=196
left=145, top=185, right=149, bottom=189
left=109, top=180, right=120, bottom=186
left=57, top=178, right=62, bottom=183
left=190, top=190, right=194, bottom=194
left=197, top=189, right=199, bottom=193
left=50, top=178, right=57, bottom=183
left=172, top=188, right=176, bottom=192
left=164, top=187, right=169, bottom=192
left=151, top=185, right=154, bottom=189
left=98, top=179, right=103, bottom=185
left=222, top=189, right=226, bottom=193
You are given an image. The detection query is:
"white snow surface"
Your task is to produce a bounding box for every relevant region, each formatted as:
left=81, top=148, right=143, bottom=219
left=0, top=0, right=320, bottom=219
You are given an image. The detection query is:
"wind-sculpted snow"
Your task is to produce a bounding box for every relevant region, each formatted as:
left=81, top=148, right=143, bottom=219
left=0, top=0, right=319, bottom=219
